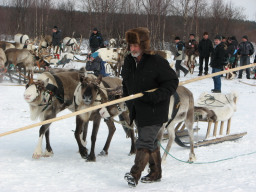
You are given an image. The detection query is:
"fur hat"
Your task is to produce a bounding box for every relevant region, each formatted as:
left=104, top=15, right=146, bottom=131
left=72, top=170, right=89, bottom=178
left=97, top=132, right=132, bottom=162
left=53, top=26, right=58, bottom=30
left=175, top=36, right=180, bottom=40
left=125, top=27, right=151, bottom=54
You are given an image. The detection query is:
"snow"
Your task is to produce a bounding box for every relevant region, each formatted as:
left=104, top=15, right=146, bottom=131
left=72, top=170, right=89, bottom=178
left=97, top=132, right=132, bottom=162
left=0, top=62, right=256, bottom=192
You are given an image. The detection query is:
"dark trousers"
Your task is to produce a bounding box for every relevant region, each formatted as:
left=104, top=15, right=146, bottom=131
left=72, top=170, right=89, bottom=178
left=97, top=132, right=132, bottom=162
left=175, top=60, right=188, bottom=77
left=135, top=123, right=162, bottom=152
left=199, top=56, right=210, bottom=73
left=239, top=56, right=250, bottom=78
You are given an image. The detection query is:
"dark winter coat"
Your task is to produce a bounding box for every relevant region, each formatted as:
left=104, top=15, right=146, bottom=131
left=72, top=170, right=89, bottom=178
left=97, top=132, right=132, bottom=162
left=121, top=53, right=179, bottom=127
left=89, top=32, right=103, bottom=49
left=237, top=41, right=254, bottom=56
left=175, top=41, right=184, bottom=60
left=185, top=39, right=199, bottom=56
left=210, top=42, right=226, bottom=69
left=52, top=30, right=62, bottom=46
left=198, top=38, right=213, bottom=57
left=86, top=56, right=102, bottom=76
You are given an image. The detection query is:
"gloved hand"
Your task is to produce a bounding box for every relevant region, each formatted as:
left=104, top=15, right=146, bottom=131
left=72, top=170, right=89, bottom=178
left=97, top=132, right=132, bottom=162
left=140, top=91, right=155, bottom=104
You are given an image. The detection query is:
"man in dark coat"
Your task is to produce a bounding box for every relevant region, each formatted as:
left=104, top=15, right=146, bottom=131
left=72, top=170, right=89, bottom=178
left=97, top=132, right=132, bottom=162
left=89, top=28, right=103, bottom=53
left=52, top=26, right=62, bottom=59
left=174, top=36, right=188, bottom=77
left=237, top=35, right=254, bottom=79
left=198, top=32, right=213, bottom=76
left=122, top=27, right=179, bottom=187
left=210, top=35, right=226, bottom=93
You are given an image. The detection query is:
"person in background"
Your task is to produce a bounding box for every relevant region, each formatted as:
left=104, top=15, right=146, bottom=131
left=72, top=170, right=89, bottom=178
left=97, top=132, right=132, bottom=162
left=52, top=26, right=62, bottom=59
left=210, top=35, right=226, bottom=93
left=89, top=28, right=104, bottom=53
left=121, top=27, right=178, bottom=188
left=237, top=35, right=254, bottom=79
left=174, top=36, right=188, bottom=77
left=184, top=33, right=199, bottom=72
left=198, top=32, right=213, bottom=76
left=86, top=52, right=109, bottom=77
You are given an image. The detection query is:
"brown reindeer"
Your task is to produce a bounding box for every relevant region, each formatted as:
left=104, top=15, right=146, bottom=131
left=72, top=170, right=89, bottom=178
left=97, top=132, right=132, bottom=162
left=161, top=86, right=196, bottom=163
left=5, top=48, right=35, bottom=83
left=24, top=69, right=82, bottom=159
left=74, top=74, right=136, bottom=161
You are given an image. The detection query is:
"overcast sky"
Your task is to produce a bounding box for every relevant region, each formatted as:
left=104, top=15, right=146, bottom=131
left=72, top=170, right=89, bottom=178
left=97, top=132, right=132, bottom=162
left=224, top=0, right=256, bottom=21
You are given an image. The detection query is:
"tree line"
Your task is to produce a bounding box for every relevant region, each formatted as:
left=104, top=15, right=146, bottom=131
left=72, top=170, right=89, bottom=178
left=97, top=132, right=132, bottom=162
left=0, top=0, right=255, bottom=49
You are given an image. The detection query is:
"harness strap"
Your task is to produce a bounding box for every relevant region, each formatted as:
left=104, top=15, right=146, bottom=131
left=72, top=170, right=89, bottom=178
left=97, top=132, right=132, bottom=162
left=20, top=35, right=23, bottom=44
left=52, top=75, right=64, bottom=104
left=165, top=92, right=181, bottom=128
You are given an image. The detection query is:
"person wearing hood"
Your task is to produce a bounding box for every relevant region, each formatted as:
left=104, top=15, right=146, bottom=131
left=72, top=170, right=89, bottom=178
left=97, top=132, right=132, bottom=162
left=121, top=27, right=178, bottom=187
left=89, top=28, right=104, bottom=53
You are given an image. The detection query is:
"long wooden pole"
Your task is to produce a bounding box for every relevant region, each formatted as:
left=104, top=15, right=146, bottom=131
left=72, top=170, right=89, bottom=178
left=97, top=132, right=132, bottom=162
left=0, top=63, right=255, bottom=137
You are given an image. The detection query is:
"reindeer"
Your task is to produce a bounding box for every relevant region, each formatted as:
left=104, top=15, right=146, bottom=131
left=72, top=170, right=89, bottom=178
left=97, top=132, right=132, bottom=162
left=38, top=35, right=52, bottom=51
left=0, top=48, right=7, bottom=82
left=108, top=38, right=117, bottom=48
left=161, top=86, right=196, bottom=163
left=63, top=37, right=79, bottom=53
left=24, top=69, right=82, bottom=159
left=5, top=48, right=35, bottom=83
left=0, top=41, right=15, bottom=50
left=14, top=33, right=30, bottom=45
left=74, top=74, right=136, bottom=161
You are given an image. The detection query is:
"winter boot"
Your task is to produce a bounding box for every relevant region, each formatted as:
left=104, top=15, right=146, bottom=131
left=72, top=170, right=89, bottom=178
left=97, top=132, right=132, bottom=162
left=124, top=148, right=150, bottom=187
left=141, top=147, right=162, bottom=183
left=198, top=71, right=202, bottom=76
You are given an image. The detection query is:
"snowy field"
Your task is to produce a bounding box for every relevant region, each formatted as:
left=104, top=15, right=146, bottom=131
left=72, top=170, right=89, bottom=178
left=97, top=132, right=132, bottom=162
left=0, top=62, right=256, bottom=192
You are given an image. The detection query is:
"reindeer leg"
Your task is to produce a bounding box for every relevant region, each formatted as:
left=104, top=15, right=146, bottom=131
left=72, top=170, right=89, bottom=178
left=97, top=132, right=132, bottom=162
left=81, top=121, right=88, bottom=148
left=161, top=122, right=175, bottom=163
left=185, top=108, right=196, bottom=162
left=87, top=114, right=101, bottom=162
left=120, top=112, right=136, bottom=155
left=98, top=118, right=116, bottom=156
left=75, top=116, right=88, bottom=159
left=32, top=123, right=51, bottom=159
left=43, top=129, right=54, bottom=157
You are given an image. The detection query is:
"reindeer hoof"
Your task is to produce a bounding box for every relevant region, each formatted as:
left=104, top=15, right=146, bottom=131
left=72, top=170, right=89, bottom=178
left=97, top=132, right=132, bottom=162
left=43, top=150, right=54, bottom=157
left=32, top=153, right=41, bottom=159
left=188, top=153, right=196, bottom=162
left=98, top=150, right=108, bottom=157
left=86, top=155, right=96, bottom=162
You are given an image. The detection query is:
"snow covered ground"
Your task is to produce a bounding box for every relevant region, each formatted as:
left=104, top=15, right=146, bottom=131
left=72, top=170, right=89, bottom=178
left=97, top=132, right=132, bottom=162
left=0, top=62, right=256, bottom=192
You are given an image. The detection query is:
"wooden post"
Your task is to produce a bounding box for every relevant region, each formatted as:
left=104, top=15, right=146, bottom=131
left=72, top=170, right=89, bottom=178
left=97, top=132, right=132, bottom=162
left=213, top=121, right=219, bottom=137
left=226, top=118, right=231, bottom=135
left=219, top=121, right=224, bottom=135
left=206, top=121, right=213, bottom=139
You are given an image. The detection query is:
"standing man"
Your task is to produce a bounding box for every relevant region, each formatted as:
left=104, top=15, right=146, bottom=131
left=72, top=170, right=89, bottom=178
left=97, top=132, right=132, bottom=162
left=89, top=28, right=103, bottom=53
left=198, top=32, right=213, bottom=76
left=174, top=36, right=188, bottom=77
left=210, top=35, right=226, bottom=93
left=237, top=35, right=254, bottom=79
left=184, top=33, right=199, bottom=73
left=121, top=27, right=179, bottom=187
left=52, top=26, right=62, bottom=59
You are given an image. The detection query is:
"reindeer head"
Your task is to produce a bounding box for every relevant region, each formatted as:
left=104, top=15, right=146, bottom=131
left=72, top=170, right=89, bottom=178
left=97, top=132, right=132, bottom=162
left=24, top=74, right=49, bottom=104
left=78, top=74, right=103, bottom=105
